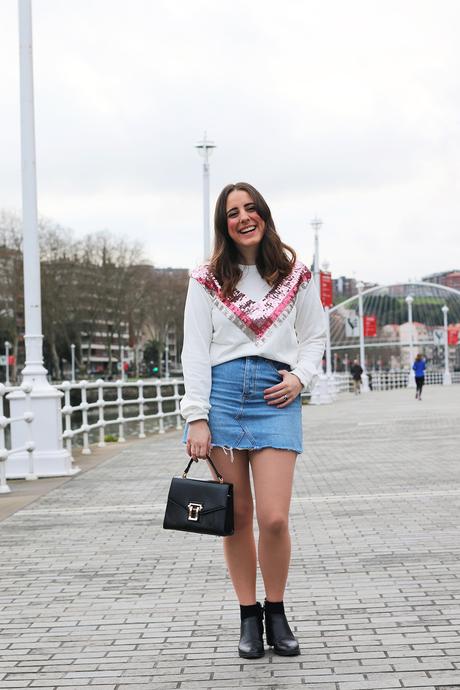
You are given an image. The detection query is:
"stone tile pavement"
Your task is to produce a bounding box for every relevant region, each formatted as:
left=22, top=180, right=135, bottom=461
left=1, top=385, right=460, bottom=690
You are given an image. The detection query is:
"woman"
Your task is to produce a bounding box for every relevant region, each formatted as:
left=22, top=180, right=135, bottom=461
left=180, top=182, right=326, bottom=659
left=413, top=353, right=426, bottom=400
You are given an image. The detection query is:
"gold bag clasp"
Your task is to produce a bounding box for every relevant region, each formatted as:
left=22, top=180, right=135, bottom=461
left=187, top=502, right=203, bottom=521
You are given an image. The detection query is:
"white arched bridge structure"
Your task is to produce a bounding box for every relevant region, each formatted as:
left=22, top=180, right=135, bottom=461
left=311, top=280, right=460, bottom=403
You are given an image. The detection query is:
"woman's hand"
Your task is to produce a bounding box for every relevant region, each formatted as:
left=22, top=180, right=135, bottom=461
left=264, top=370, right=303, bottom=408
left=186, top=420, right=212, bottom=459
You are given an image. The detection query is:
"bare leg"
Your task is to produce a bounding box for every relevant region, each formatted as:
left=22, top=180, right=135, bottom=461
left=208, top=448, right=256, bottom=605
left=250, top=449, right=297, bottom=602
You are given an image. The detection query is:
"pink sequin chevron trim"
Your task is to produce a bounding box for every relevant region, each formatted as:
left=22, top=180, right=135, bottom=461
left=191, top=261, right=312, bottom=344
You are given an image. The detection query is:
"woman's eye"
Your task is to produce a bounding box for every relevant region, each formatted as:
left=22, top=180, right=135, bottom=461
left=246, top=205, right=256, bottom=212
left=227, top=211, right=238, bottom=218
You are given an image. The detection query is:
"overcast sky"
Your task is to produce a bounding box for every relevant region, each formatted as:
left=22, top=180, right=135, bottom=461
left=1, top=0, right=459, bottom=284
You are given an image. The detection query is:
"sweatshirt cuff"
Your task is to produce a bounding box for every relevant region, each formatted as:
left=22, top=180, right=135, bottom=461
left=291, top=363, right=320, bottom=390
left=186, top=414, right=209, bottom=423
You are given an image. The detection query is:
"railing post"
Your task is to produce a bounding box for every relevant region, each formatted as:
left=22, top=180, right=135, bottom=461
left=173, top=381, right=182, bottom=430
left=80, top=381, right=91, bottom=455
left=116, top=380, right=126, bottom=443
left=138, top=380, right=146, bottom=439
left=22, top=383, right=37, bottom=480
left=61, top=382, right=73, bottom=457
left=157, top=382, right=165, bottom=434
left=96, top=379, right=106, bottom=447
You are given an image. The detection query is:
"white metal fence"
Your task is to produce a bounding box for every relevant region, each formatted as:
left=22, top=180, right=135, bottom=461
left=56, top=378, right=185, bottom=456
left=330, top=369, right=460, bottom=394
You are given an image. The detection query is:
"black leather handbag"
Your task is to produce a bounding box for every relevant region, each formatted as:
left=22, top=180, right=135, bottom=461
left=163, top=456, right=234, bottom=536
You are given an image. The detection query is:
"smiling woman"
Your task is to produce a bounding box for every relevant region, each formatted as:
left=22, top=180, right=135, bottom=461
left=179, top=181, right=327, bottom=659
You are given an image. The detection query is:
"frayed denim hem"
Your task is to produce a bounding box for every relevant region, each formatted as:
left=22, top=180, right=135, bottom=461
left=210, top=444, right=302, bottom=462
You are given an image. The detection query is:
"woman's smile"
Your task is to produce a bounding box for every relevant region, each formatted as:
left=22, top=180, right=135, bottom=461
left=239, top=224, right=257, bottom=235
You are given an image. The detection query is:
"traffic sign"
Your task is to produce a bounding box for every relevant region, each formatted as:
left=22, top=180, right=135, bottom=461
left=433, top=329, right=444, bottom=345
left=345, top=311, right=360, bottom=337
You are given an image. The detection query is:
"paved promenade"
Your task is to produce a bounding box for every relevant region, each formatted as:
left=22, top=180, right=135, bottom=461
left=1, top=385, right=460, bottom=690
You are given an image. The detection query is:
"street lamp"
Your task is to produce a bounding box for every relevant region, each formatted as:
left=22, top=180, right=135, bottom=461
left=405, top=295, right=416, bottom=388
left=441, top=305, right=452, bottom=385
left=120, top=344, right=125, bottom=382
left=7, top=0, right=73, bottom=479
left=70, top=343, right=76, bottom=384
left=4, top=341, right=11, bottom=386
left=310, top=217, right=322, bottom=290
left=357, top=282, right=369, bottom=392
left=195, top=132, right=216, bottom=262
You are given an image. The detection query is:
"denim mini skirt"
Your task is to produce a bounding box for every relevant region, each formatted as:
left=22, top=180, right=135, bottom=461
left=183, top=356, right=303, bottom=455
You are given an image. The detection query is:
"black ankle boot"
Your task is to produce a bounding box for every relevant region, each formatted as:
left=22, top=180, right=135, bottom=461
left=238, top=602, right=265, bottom=659
left=264, top=599, right=300, bottom=656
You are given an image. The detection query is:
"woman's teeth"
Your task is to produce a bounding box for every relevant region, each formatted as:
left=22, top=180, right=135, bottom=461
left=239, top=225, right=256, bottom=235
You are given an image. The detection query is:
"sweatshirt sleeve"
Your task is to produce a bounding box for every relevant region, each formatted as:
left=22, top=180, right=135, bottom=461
left=179, top=276, right=213, bottom=423
left=290, top=278, right=327, bottom=389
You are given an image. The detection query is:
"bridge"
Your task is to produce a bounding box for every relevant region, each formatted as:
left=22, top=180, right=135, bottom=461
left=1, top=384, right=459, bottom=689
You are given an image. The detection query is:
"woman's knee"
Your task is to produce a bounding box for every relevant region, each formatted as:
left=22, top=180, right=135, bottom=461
left=257, top=513, right=289, bottom=537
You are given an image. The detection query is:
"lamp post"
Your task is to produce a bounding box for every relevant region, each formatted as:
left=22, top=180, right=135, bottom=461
left=405, top=295, right=416, bottom=388
left=120, top=344, right=125, bottom=382
left=195, top=132, right=216, bottom=262
left=164, top=343, right=170, bottom=379
left=4, top=342, right=11, bottom=386
left=7, top=0, right=73, bottom=479
left=442, top=305, right=452, bottom=385
left=70, top=343, right=76, bottom=384
left=325, top=308, right=332, bottom=377
left=357, top=282, right=369, bottom=392
left=310, top=217, right=322, bottom=290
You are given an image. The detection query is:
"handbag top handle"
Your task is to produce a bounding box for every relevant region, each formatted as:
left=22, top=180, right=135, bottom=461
left=182, top=455, right=224, bottom=484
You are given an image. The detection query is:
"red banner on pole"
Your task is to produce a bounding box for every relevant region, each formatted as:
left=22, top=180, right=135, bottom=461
left=448, top=325, right=459, bottom=346
left=363, top=315, right=377, bottom=337
left=320, top=271, right=333, bottom=308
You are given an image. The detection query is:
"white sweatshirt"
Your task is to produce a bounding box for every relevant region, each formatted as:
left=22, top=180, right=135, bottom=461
left=180, top=261, right=327, bottom=423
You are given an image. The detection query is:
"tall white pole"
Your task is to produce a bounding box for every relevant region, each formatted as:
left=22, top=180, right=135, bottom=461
left=5, top=342, right=11, bottom=386
left=311, top=217, right=322, bottom=290
left=325, top=307, right=332, bottom=376
left=70, top=343, right=76, bottom=383
left=442, top=305, right=452, bottom=385
left=18, top=0, right=48, bottom=385
left=7, top=0, right=74, bottom=480
left=357, top=282, right=369, bottom=392
left=120, top=344, right=125, bottom=381
left=203, top=154, right=210, bottom=261
left=405, top=295, right=416, bottom=388
left=195, top=133, right=216, bottom=262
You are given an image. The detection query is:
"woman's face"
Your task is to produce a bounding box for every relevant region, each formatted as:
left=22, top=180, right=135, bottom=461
left=225, top=189, right=265, bottom=259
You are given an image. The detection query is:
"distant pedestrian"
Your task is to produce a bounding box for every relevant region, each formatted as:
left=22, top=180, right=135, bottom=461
left=413, top=354, right=426, bottom=400
left=350, top=359, right=363, bottom=394
left=367, top=372, right=373, bottom=391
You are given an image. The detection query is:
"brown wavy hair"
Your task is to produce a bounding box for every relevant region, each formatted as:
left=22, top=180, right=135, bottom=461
left=209, top=182, right=296, bottom=298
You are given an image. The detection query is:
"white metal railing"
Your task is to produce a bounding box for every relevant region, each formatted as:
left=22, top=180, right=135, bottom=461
left=0, top=383, right=37, bottom=493
left=330, top=369, right=459, bottom=393
left=56, top=378, right=185, bottom=456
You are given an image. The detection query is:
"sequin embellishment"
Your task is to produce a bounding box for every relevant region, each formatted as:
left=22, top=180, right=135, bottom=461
left=191, top=261, right=311, bottom=344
